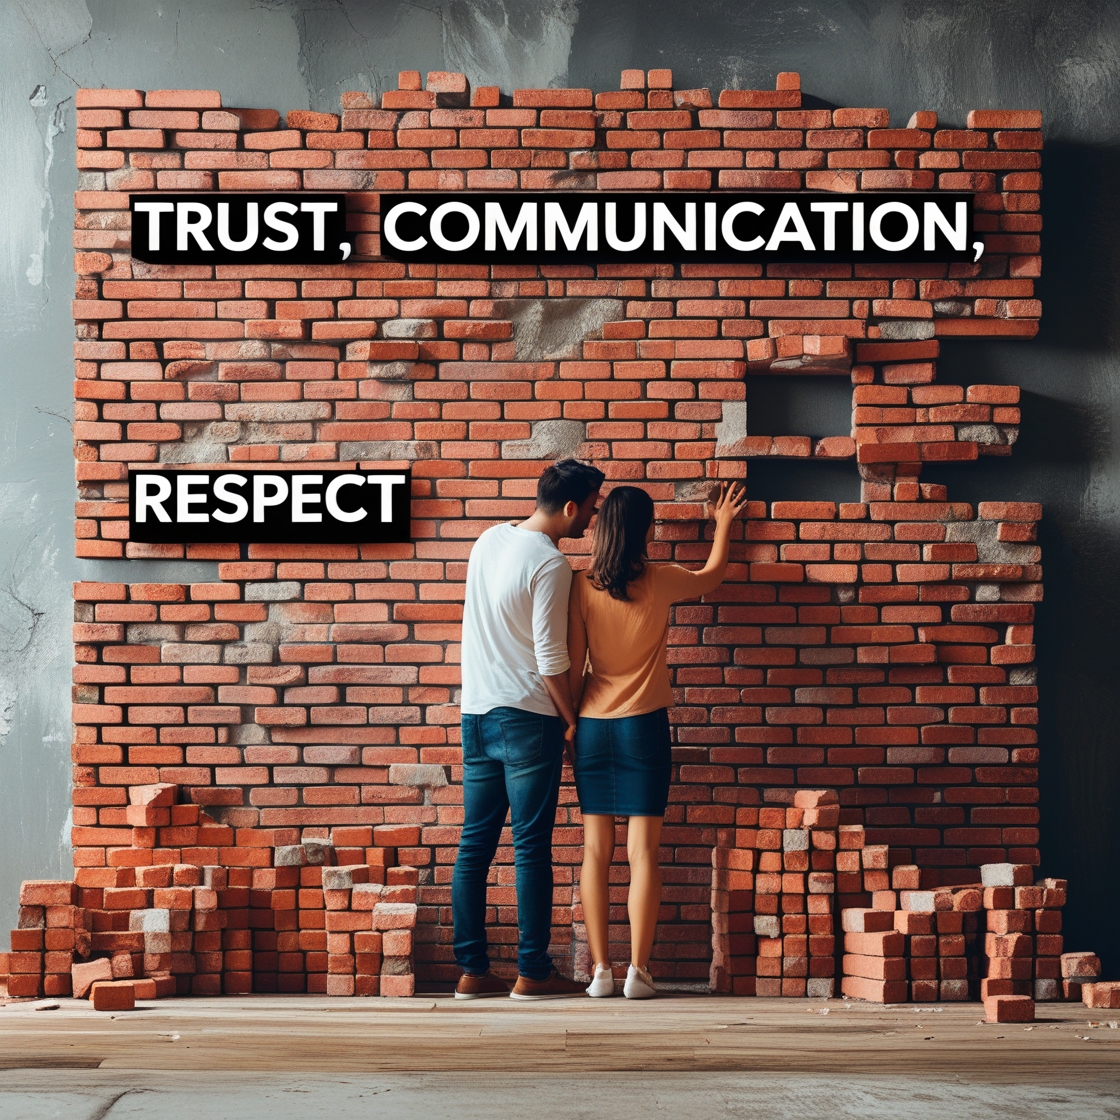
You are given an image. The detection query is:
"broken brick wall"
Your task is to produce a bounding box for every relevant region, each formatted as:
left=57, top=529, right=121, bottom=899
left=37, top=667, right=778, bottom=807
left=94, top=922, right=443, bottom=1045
left=65, top=68, right=1041, bottom=987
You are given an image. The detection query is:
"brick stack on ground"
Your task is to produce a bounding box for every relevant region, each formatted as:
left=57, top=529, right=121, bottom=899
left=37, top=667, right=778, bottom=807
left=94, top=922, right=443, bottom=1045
left=708, top=791, right=1110, bottom=1014
left=835, top=823, right=980, bottom=1004
left=833, top=857, right=1107, bottom=1020
left=748, top=789, right=838, bottom=998
left=1, top=782, right=416, bottom=1003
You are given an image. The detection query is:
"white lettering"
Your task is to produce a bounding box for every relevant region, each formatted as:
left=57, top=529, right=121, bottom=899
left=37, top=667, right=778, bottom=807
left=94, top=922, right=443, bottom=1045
left=133, top=202, right=174, bottom=251
left=810, top=201, right=849, bottom=251
left=366, top=474, right=407, bottom=522
left=765, top=201, right=815, bottom=251
left=604, top=202, right=645, bottom=251
left=544, top=201, right=597, bottom=251
left=721, top=201, right=766, bottom=252
left=704, top=201, right=717, bottom=251
left=176, top=202, right=214, bottom=252
left=325, top=475, right=367, bottom=523
left=430, top=200, right=481, bottom=252
left=382, top=201, right=428, bottom=252
left=262, top=201, right=299, bottom=251
left=134, top=475, right=172, bottom=523
left=252, top=474, right=289, bottom=522
left=484, top=201, right=537, bottom=251
left=176, top=474, right=210, bottom=523
left=870, top=202, right=920, bottom=251
left=212, top=474, right=249, bottom=523
left=852, top=201, right=865, bottom=251
left=300, top=201, right=337, bottom=251
left=291, top=474, right=324, bottom=523
left=216, top=202, right=258, bottom=252
left=652, top=202, right=696, bottom=252
left=924, top=200, right=968, bottom=252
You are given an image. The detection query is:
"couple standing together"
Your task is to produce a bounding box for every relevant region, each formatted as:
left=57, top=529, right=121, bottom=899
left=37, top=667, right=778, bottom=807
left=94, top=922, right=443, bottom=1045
left=453, top=460, right=746, bottom=1000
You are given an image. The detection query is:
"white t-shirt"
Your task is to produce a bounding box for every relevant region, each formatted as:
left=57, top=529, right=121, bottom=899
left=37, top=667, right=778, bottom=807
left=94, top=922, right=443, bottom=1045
left=460, top=522, right=572, bottom=716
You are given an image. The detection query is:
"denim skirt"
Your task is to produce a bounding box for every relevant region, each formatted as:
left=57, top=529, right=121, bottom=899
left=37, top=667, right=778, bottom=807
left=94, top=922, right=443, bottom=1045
left=574, top=708, right=672, bottom=817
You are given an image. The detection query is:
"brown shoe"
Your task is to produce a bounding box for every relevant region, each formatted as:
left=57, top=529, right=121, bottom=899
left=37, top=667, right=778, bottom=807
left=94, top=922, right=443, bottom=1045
left=455, top=971, right=511, bottom=1000
left=510, top=969, right=587, bottom=1000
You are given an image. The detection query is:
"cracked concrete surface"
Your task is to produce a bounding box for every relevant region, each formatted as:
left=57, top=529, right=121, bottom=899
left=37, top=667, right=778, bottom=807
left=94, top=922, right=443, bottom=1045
left=493, top=298, right=623, bottom=362
left=944, top=520, right=1041, bottom=565
left=503, top=418, right=588, bottom=459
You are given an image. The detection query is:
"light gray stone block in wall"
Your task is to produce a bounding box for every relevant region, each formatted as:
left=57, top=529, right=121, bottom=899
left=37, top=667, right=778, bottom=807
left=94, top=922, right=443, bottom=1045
left=388, top=763, right=448, bottom=789
left=503, top=419, right=587, bottom=460
left=339, top=440, right=437, bottom=460
left=876, top=320, right=935, bottom=340
left=945, top=521, right=1039, bottom=564
left=493, top=298, right=623, bottom=361
left=714, top=399, right=748, bottom=458
left=245, top=582, right=302, bottom=601
left=381, top=318, right=437, bottom=338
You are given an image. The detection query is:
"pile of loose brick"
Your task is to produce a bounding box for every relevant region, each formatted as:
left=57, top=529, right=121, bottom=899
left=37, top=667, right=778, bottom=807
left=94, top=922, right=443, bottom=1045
left=0, top=782, right=417, bottom=1005
left=711, top=789, right=1115, bottom=1018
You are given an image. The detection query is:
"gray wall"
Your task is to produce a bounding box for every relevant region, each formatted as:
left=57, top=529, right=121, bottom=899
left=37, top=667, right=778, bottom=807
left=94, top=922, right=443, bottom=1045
left=2, top=0, right=1118, bottom=970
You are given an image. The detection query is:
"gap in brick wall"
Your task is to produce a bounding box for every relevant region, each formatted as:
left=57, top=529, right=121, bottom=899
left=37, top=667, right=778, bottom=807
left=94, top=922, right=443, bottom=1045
left=929, top=340, right=1024, bottom=390
left=935, top=341, right=1107, bottom=473
left=742, top=459, right=861, bottom=507
left=747, top=375, right=853, bottom=440
left=918, top=459, right=1049, bottom=509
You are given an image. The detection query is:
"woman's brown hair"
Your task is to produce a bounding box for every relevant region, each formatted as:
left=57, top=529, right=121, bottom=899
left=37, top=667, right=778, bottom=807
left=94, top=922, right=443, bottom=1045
left=587, top=486, right=655, bottom=600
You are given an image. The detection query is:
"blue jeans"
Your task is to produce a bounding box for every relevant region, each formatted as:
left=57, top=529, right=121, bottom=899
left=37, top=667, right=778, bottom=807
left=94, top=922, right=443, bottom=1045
left=453, top=706, right=564, bottom=980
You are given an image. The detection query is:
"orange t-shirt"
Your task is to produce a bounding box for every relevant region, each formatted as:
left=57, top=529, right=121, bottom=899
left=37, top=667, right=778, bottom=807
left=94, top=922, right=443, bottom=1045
left=568, top=563, right=724, bottom=718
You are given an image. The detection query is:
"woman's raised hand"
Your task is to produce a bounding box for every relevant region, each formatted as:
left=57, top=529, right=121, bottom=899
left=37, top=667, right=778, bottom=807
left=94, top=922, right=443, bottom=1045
left=707, top=481, right=748, bottom=529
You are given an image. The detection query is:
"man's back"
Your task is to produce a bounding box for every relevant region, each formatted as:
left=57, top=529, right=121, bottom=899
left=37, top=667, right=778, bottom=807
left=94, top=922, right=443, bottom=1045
left=460, top=522, right=572, bottom=716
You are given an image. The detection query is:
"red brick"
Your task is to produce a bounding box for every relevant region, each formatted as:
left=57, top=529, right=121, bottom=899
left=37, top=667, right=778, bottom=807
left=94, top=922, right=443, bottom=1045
left=983, top=994, right=1034, bottom=1022
left=91, top=980, right=136, bottom=1010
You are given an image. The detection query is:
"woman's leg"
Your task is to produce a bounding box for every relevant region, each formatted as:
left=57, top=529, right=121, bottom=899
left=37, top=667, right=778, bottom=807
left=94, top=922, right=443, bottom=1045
left=580, top=814, right=617, bottom=970
left=625, top=815, right=664, bottom=970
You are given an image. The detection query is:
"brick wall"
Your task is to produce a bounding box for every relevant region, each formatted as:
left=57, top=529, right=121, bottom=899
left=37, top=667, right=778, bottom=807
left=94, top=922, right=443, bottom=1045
left=66, top=69, right=1042, bottom=987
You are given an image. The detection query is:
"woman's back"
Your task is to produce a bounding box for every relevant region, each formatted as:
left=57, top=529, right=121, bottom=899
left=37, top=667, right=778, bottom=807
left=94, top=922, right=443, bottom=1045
left=569, top=563, right=719, bottom=718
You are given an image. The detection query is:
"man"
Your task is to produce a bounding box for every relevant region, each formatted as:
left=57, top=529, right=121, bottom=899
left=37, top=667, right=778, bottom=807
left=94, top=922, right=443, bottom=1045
left=453, top=458, right=605, bottom=999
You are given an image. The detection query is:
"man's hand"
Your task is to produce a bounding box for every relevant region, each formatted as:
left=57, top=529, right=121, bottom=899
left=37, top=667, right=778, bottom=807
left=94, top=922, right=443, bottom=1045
left=563, top=721, right=577, bottom=769
left=543, top=670, right=578, bottom=738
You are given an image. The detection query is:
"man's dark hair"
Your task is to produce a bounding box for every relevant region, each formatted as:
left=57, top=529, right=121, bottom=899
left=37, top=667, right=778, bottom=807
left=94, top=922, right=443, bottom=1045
left=536, top=459, right=605, bottom=513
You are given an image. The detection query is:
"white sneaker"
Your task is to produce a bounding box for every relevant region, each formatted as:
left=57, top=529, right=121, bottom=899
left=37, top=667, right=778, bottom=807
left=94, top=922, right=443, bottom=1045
left=623, top=964, right=657, bottom=999
left=586, top=965, right=615, bottom=998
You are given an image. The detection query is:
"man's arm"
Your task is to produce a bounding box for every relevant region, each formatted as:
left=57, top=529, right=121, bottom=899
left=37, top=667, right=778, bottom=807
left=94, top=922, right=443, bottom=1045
left=566, top=578, right=588, bottom=714
left=542, top=673, right=578, bottom=738
left=532, top=557, right=576, bottom=737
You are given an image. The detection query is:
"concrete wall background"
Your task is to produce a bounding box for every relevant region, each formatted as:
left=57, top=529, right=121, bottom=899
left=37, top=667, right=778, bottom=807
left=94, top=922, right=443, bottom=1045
left=2, top=0, right=1117, bottom=970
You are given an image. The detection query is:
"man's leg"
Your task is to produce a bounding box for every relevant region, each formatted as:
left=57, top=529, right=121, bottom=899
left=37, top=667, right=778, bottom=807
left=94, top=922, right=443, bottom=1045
left=494, top=708, right=565, bottom=981
left=452, top=712, right=509, bottom=976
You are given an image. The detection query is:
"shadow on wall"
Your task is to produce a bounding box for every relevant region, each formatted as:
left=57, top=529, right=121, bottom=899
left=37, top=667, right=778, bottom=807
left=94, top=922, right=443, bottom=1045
left=1036, top=143, right=1120, bottom=354
left=918, top=140, right=1120, bottom=978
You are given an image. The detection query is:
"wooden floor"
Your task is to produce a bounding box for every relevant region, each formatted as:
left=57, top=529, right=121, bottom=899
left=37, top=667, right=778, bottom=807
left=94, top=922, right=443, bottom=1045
left=2, top=994, right=1119, bottom=1079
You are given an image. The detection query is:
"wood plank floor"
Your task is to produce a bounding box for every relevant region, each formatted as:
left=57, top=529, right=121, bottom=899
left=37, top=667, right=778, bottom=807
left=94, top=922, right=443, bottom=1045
left=2, top=995, right=1119, bottom=1078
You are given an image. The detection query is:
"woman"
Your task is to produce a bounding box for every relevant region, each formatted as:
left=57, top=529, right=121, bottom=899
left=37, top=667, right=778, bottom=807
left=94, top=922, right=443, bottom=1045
left=568, top=481, right=747, bottom=999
